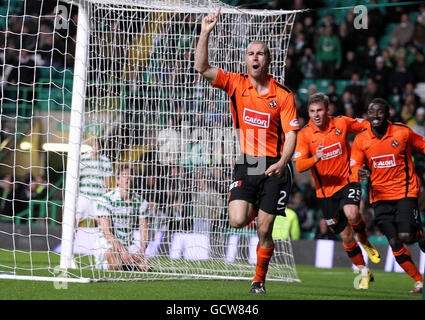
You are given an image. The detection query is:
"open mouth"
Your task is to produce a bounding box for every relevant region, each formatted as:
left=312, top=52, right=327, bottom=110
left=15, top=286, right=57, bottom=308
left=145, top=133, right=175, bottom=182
left=252, top=65, right=260, bottom=70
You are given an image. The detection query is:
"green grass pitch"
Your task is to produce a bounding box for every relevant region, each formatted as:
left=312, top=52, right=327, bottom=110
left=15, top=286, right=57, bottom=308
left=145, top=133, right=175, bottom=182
left=0, top=249, right=422, bottom=300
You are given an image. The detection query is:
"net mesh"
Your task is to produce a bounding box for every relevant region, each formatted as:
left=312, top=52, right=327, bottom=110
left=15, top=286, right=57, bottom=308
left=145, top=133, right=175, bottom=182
left=0, top=0, right=299, bottom=282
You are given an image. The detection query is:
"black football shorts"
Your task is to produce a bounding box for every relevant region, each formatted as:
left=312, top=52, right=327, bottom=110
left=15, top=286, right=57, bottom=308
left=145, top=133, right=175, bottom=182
left=372, top=197, right=423, bottom=240
left=319, top=182, right=361, bottom=234
left=228, top=156, right=293, bottom=216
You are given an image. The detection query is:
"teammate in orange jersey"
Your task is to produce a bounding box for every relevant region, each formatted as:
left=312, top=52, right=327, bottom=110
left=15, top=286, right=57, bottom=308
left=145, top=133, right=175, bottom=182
left=195, top=9, right=299, bottom=294
left=293, top=93, right=381, bottom=290
left=350, top=98, right=425, bottom=294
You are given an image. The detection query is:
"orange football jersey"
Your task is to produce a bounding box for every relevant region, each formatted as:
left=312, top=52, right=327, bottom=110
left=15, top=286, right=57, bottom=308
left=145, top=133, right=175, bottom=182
left=294, top=116, right=367, bottom=198
left=350, top=121, right=425, bottom=203
left=212, top=68, right=299, bottom=158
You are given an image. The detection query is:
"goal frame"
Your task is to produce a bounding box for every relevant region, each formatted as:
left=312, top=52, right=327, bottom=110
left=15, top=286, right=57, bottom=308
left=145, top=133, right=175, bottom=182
left=0, top=0, right=302, bottom=283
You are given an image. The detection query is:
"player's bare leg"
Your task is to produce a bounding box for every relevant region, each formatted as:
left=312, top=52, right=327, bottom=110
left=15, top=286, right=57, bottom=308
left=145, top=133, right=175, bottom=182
left=344, top=204, right=381, bottom=263
left=229, top=200, right=254, bottom=228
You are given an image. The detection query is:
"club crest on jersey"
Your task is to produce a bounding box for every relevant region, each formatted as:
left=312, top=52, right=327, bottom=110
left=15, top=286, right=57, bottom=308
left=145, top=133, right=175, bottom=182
left=321, top=142, right=343, bottom=160
left=371, top=154, right=396, bottom=168
left=243, top=108, right=270, bottom=128
left=268, top=100, right=278, bottom=109
left=392, top=140, right=399, bottom=148
left=335, top=128, right=342, bottom=136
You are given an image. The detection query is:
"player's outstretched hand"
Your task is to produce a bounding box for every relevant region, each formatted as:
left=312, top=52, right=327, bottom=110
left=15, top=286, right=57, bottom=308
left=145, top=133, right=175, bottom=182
left=201, top=8, right=220, bottom=34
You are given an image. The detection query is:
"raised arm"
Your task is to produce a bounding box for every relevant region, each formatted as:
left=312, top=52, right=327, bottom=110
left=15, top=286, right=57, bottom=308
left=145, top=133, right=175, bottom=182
left=194, top=8, right=220, bottom=84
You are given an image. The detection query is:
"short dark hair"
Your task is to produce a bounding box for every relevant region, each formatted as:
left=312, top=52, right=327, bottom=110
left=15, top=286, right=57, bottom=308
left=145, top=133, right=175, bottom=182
left=369, top=98, right=390, bottom=115
left=308, top=93, right=329, bottom=109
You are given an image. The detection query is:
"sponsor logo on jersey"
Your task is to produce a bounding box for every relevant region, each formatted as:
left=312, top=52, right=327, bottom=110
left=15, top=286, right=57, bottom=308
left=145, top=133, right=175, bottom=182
left=371, top=154, right=396, bottom=168
left=243, top=108, right=270, bottom=128
left=321, top=142, right=343, bottom=160
left=325, top=218, right=338, bottom=226
left=290, top=119, right=299, bottom=127
left=229, top=180, right=242, bottom=191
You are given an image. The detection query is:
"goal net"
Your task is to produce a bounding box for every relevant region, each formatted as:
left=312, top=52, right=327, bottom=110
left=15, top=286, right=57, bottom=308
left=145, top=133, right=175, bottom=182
left=0, top=0, right=300, bottom=283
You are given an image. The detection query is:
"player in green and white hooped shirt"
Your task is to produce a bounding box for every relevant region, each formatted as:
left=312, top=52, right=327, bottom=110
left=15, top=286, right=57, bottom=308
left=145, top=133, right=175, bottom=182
left=76, top=138, right=113, bottom=226
left=97, top=165, right=151, bottom=272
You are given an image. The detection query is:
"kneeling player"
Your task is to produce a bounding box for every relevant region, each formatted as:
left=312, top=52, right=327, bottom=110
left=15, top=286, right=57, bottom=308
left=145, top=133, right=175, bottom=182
left=97, top=165, right=151, bottom=272
left=350, top=98, right=425, bottom=294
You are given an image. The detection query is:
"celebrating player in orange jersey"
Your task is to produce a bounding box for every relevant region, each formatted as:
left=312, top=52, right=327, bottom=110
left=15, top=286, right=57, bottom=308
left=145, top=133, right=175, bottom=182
left=195, top=9, right=299, bottom=294
left=293, top=93, right=381, bottom=290
left=350, top=98, right=425, bottom=294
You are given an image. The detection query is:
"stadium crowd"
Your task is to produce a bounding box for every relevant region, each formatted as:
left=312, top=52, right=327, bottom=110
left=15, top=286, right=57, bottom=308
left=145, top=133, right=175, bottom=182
left=0, top=0, right=425, bottom=241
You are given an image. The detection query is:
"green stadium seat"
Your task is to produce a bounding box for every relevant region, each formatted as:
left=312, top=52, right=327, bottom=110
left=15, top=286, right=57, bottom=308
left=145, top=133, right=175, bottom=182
left=316, top=79, right=332, bottom=93
left=335, top=80, right=350, bottom=95
left=379, top=34, right=390, bottom=49
left=409, top=12, right=418, bottom=23
left=297, top=79, right=315, bottom=102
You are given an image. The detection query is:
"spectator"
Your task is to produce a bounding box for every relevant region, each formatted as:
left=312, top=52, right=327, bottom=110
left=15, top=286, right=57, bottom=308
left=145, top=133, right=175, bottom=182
left=362, top=78, right=382, bottom=112
left=410, top=52, right=425, bottom=83
left=338, top=22, right=354, bottom=57
left=327, top=83, right=343, bottom=115
left=400, top=103, right=416, bottom=124
left=381, top=49, right=395, bottom=69
left=390, top=13, right=415, bottom=46
left=407, top=107, right=425, bottom=136
left=372, top=56, right=392, bottom=96
left=345, top=73, right=364, bottom=106
left=285, top=57, right=303, bottom=91
left=385, top=0, right=407, bottom=24
left=338, top=51, right=363, bottom=80
left=358, top=36, right=380, bottom=70
left=388, top=58, right=414, bottom=93
left=403, top=83, right=421, bottom=107
left=289, top=191, right=314, bottom=233
left=303, top=15, right=315, bottom=46
left=413, top=10, right=425, bottom=51
left=387, top=38, right=406, bottom=63
left=298, top=47, right=317, bottom=79
left=365, top=1, right=385, bottom=40
left=342, top=90, right=360, bottom=117
left=316, top=26, right=342, bottom=79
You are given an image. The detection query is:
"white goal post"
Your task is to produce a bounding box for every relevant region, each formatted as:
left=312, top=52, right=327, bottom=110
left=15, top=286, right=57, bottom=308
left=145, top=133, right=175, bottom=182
left=0, top=0, right=301, bottom=283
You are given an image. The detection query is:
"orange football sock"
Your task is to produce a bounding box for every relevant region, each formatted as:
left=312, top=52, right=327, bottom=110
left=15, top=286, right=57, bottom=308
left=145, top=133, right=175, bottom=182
left=393, top=246, right=423, bottom=282
left=343, top=239, right=365, bottom=267
left=252, top=244, right=274, bottom=283
left=349, top=217, right=368, bottom=245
